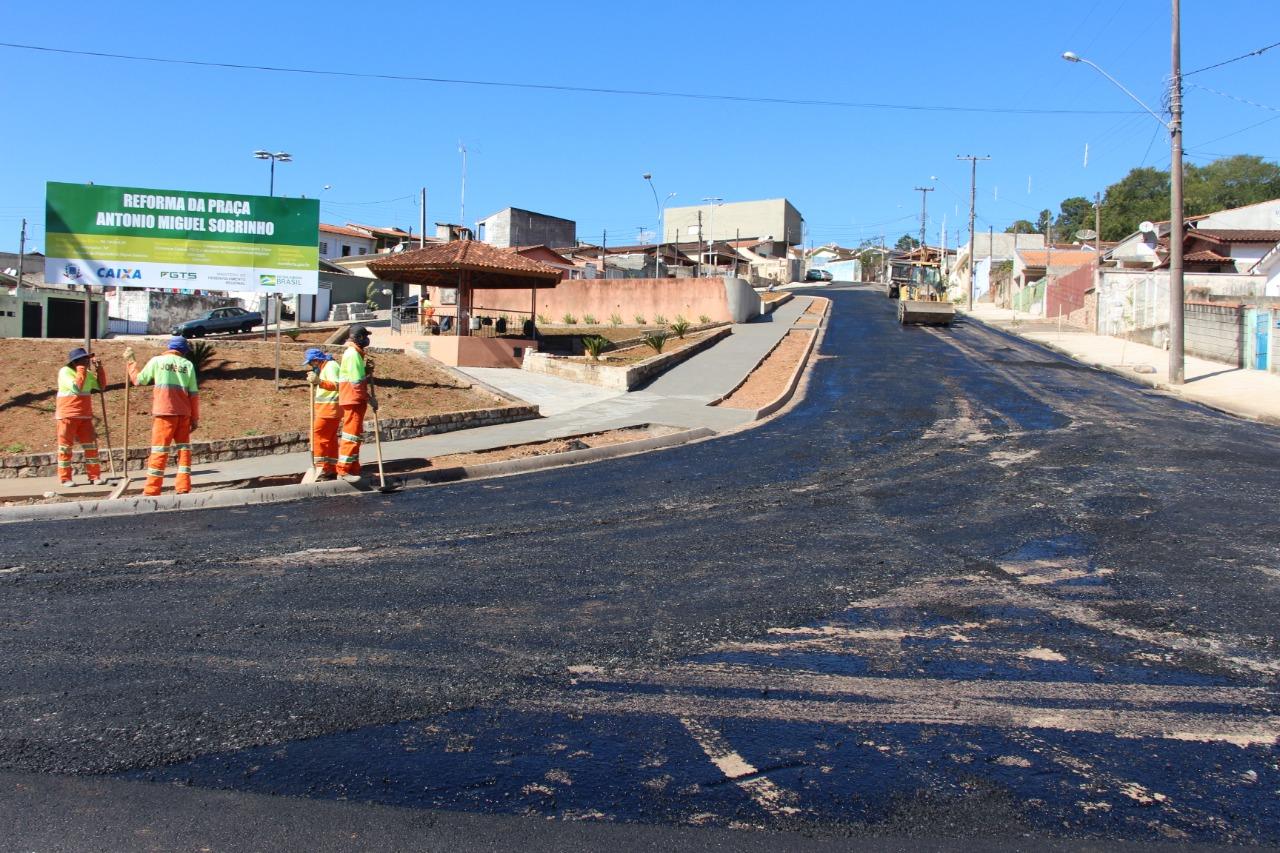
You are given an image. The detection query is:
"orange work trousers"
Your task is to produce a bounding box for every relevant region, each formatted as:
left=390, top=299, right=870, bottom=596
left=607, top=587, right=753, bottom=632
left=145, top=415, right=192, bottom=496
left=337, top=404, right=366, bottom=476
left=312, top=416, right=340, bottom=474
left=56, top=417, right=100, bottom=483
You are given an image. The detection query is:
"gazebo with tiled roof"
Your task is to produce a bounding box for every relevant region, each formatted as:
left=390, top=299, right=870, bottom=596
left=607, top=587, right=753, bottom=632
left=367, top=239, right=562, bottom=368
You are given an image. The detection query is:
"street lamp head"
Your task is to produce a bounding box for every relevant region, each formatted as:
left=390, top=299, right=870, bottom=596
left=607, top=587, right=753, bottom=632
left=1062, top=51, right=1081, bottom=63
left=253, top=150, right=271, bottom=159
left=274, top=152, right=292, bottom=162
left=642, top=173, right=652, bottom=181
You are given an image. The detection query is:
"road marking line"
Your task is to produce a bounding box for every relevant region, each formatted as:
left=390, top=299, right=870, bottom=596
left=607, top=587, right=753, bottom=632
left=680, top=717, right=799, bottom=817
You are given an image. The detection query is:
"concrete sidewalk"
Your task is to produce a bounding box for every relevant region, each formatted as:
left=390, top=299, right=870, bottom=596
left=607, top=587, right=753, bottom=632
left=1, top=298, right=813, bottom=501
left=964, top=302, right=1280, bottom=426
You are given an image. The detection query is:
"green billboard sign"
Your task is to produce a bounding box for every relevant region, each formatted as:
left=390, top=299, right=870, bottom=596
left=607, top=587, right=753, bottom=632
left=44, top=182, right=319, bottom=294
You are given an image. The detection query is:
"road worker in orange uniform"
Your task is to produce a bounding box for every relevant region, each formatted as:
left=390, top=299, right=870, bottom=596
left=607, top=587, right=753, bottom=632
left=304, top=347, right=340, bottom=481
left=125, top=336, right=199, bottom=496
left=336, top=324, right=376, bottom=479
left=55, top=347, right=106, bottom=487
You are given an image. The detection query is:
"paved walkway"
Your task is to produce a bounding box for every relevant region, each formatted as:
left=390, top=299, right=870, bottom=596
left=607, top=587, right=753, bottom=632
left=964, top=302, right=1280, bottom=425
left=1, top=298, right=813, bottom=500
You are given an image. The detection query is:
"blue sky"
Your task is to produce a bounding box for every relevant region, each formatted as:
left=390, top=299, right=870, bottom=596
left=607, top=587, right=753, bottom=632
left=2, top=0, right=1277, bottom=253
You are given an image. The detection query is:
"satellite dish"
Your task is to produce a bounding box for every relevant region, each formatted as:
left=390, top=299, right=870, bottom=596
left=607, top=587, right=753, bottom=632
left=391, top=242, right=406, bottom=253
left=1138, top=221, right=1157, bottom=235
left=1075, top=229, right=1097, bottom=240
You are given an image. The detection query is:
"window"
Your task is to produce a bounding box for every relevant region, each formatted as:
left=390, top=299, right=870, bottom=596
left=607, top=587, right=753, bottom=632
left=319, top=241, right=329, bottom=254
left=341, top=245, right=352, bottom=257
left=358, top=247, right=368, bottom=255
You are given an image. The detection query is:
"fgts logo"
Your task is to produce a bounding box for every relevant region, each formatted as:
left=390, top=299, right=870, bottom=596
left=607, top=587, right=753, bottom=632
left=161, top=271, right=198, bottom=280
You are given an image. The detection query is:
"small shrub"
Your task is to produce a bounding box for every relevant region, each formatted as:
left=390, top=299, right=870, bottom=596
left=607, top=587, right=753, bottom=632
left=536, top=313, right=551, bottom=324
left=675, top=314, right=688, bottom=325
left=670, top=319, right=690, bottom=339
left=634, top=314, right=646, bottom=325
left=582, top=314, right=598, bottom=325
left=365, top=281, right=380, bottom=310
left=581, top=335, right=612, bottom=360
left=283, top=328, right=301, bottom=341
left=653, top=314, right=667, bottom=325
left=185, top=341, right=217, bottom=378
left=642, top=331, right=669, bottom=353
left=2, top=442, right=26, bottom=454
left=698, top=314, right=711, bottom=324
left=562, top=313, right=578, bottom=325
left=609, top=313, right=622, bottom=327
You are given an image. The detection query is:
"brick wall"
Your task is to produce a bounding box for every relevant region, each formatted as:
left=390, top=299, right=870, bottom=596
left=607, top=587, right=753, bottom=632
left=1184, top=302, right=1243, bottom=366
left=1045, top=262, right=1095, bottom=322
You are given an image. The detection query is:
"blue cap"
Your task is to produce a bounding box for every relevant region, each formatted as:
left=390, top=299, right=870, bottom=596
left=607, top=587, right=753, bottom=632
left=167, top=335, right=191, bottom=354
left=67, top=347, right=91, bottom=364
left=302, top=347, right=330, bottom=366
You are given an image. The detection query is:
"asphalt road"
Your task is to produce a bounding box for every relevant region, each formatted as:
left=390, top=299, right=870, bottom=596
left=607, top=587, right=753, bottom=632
left=3, top=285, right=1278, bottom=849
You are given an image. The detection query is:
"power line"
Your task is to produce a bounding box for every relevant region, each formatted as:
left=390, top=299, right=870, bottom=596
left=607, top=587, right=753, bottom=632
left=1185, top=39, right=1280, bottom=76
left=0, top=41, right=1143, bottom=116
left=1185, top=82, right=1280, bottom=113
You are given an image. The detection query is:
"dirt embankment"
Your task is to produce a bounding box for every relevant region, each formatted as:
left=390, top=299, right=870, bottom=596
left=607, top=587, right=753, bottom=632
left=0, top=339, right=496, bottom=455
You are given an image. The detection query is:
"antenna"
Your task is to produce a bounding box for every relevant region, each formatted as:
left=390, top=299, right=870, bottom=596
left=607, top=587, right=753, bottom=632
left=458, top=141, right=467, bottom=225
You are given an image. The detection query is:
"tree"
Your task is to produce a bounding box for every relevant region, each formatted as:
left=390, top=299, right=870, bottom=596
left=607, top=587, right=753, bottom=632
left=1100, top=167, right=1169, bottom=241
left=1055, top=196, right=1095, bottom=242
left=895, top=234, right=920, bottom=251
left=1005, top=219, right=1037, bottom=234
left=1035, top=209, right=1054, bottom=238
left=1184, top=154, right=1280, bottom=215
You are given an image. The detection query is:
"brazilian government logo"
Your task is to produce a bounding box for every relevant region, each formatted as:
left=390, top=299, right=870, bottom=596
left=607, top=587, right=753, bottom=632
left=259, top=274, right=277, bottom=287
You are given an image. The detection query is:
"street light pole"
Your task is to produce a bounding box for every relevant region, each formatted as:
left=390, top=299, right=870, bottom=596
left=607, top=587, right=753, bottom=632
left=254, top=149, right=293, bottom=387
left=1063, top=8, right=1184, bottom=383
left=702, top=197, right=723, bottom=277
left=1168, top=0, right=1185, bottom=384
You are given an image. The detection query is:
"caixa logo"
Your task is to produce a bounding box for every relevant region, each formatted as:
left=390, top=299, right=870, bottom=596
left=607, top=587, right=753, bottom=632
left=160, top=271, right=198, bottom=281
left=97, top=268, right=143, bottom=280
left=63, top=264, right=83, bottom=280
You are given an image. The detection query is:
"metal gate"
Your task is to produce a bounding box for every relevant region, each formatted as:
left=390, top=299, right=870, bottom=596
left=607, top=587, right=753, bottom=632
left=1256, top=310, right=1271, bottom=370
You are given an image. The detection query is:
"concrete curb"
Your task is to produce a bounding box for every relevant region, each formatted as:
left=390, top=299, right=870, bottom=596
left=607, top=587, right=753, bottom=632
left=751, top=297, right=829, bottom=420
left=958, top=309, right=1280, bottom=428
left=0, top=427, right=715, bottom=525
left=400, top=426, right=716, bottom=487
left=709, top=296, right=829, bottom=418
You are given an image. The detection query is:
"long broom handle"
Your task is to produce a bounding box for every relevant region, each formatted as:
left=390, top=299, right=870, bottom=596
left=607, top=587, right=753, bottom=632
left=97, top=388, right=118, bottom=477
left=122, top=358, right=130, bottom=477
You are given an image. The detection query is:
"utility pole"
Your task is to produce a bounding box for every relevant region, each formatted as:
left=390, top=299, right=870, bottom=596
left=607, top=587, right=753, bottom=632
left=696, top=211, right=703, bottom=278
left=420, top=187, right=427, bottom=248
left=957, top=154, right=990, bottom=310
left=1168, top=0, right=1185, bottom=384
left=987, top=225, right=994, bottom=302
left=15, top=218, right=26, bottom=294
left=913, top=186, right=933, bottom=287
left=600, top=229, right=607, bottom=280
left=734, top=227, right=740, bottom=277
left=702, top=198, right=722, bottom=277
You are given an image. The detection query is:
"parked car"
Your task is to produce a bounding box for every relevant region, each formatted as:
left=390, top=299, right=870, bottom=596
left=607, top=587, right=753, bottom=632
left=805, top=269, right=834, bottom=282
left=171, top=306, right=262, bottom=337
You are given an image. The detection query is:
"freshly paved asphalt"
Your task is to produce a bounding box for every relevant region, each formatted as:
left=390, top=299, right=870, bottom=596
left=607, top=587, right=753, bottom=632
left=3, top=284, right=1278, bottom=850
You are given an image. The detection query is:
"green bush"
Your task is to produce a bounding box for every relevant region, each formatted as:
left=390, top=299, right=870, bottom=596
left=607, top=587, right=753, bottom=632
left=582, top=314, right=598, bottom=325
left=184, top=341, right=218, bottom=378
left=536, top=313, right=551, bottom=324
left=653, top=314, right=667, bottom=325
left=581, top=335, right=612, bottom=360
left=283, top=328, right=301, bottom=341
left=634, top=314, right=646, bottom=325
left=365, top=281, right=380, bottom=311
left=675, top=314, right=688, bottom=325
left=698, top=314, right=711, bottom=324
left=562, top=313, right=578, bottom=325
left=609, top=313, right=622, bottom=327
left=670, top=319, right=690, bottom=339
left=642, top=331, right=668, bottom=353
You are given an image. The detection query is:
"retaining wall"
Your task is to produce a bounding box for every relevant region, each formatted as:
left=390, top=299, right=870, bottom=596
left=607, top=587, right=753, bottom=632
left=522, top=327, right=732, bottom=391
